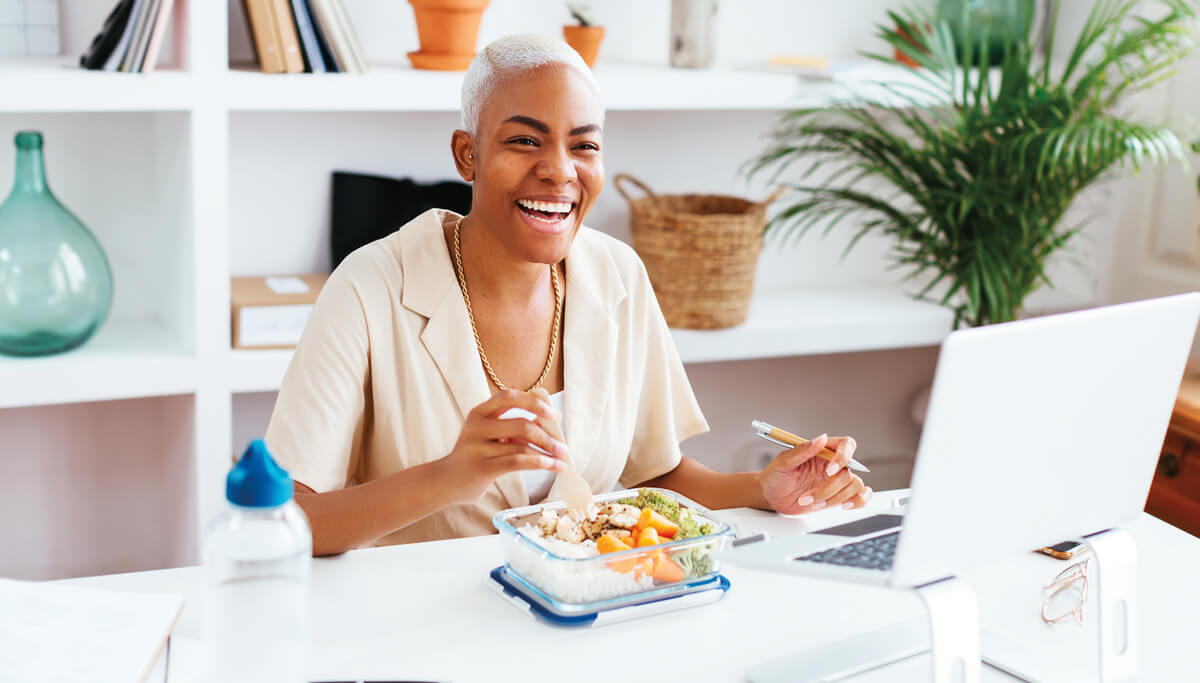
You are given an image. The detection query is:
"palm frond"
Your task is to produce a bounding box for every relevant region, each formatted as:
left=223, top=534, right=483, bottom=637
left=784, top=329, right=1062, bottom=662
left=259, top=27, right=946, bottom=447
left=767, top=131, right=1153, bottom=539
left=747, top=0, right=1198, bottom=327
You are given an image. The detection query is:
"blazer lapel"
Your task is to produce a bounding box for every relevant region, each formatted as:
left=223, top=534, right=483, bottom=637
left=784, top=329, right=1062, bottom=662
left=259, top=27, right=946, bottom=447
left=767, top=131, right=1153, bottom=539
left=402, top=210, right=528, bottom=509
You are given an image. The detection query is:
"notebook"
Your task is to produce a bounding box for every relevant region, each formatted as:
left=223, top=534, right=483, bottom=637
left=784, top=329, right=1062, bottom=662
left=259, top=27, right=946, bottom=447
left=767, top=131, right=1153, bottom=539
left=0, top=577, right=184, bottom=683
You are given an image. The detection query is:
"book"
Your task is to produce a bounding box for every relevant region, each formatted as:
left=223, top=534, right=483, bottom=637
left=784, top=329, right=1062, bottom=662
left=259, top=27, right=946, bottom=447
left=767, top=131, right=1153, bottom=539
left=271, top=0, right=306, bottom=73
left=302, top=0, right=339, bottom=72
left=243, top=0, right=304, bottom=73
left=231, top=274, right=328, bottom=349
left=289, top=0, right=327, bottom=73
left=140, top=0, right=176, bottom=73
left=0, top=578, right=184, bottom=683
left=103, top=0, right=146, bottom=71
left=328, top=0, right=366, bottom=73
left=119, top=0, right=158, bottom=72
left=79, top=0, right=136, bottom=70
left=308, top=0, right=364, bottom=73
left=242, top=0, right=285, bottom=73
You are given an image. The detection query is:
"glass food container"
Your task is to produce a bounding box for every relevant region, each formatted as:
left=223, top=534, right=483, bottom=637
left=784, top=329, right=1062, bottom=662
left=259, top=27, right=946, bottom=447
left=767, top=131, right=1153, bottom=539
left=492, top=488, right=735, bottom=614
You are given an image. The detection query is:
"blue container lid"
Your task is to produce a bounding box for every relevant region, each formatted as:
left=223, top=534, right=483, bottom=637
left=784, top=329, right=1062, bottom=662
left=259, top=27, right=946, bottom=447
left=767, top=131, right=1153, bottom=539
left=227, top=439, right=293, bottom=508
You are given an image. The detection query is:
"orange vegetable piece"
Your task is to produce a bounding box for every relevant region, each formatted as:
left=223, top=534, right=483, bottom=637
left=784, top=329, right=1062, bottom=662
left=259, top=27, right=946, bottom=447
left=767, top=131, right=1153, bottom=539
left=597, top=534, right=632, bottom=554
left=608, top=556, right=638, bottom=573
left=637, top=527, right=660, bottom=546
left=652, top=554, right=686, bottom=583
left=633, top=556, right=655, bottom=579
left=637, top=508, right=679, bottom=538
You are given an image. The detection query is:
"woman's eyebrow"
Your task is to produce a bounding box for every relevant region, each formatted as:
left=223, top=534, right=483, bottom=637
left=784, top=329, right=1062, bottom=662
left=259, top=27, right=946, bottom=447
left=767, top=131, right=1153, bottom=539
left=501, top=116, right=601, bottom=137
left=503, top=115, right=550, bottom=133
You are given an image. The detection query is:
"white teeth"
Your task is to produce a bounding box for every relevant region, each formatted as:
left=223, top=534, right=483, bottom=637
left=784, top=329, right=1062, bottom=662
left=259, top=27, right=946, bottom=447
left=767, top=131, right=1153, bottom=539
left=518, top=199, right=573, bottom=214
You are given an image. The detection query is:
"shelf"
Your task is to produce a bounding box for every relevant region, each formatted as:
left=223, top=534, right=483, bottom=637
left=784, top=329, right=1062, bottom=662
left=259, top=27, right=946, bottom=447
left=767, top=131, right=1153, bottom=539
left=224, top=286, right=953, bottom=394
left=0, top=58, right=195, bottom=112
left=672, top=286, right=954, bottom=363
left=0, top=320, right=196, bottom=409
left=221, top=61, right=930, bottom=112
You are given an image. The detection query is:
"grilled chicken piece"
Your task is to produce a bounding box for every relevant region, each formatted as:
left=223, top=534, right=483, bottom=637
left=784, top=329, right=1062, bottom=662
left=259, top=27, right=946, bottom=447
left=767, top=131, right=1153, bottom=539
left=554, top=515, right=585, bottom=543
left=537, top=509, right=558, bottom=537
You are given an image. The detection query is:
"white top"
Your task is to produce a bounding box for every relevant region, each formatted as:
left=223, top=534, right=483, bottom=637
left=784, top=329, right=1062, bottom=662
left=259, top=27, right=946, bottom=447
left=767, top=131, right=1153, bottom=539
left=498, top=391, right=564, bottom=503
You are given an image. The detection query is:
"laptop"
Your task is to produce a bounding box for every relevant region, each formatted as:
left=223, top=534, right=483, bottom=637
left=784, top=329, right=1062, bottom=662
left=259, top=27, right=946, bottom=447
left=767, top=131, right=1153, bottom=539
left=724, top=293, right=1200, bottom=589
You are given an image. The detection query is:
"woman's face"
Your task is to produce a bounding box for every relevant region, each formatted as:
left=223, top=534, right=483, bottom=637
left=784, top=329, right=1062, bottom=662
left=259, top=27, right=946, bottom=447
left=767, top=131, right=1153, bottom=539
left=456, top=64, right=605, bottom=265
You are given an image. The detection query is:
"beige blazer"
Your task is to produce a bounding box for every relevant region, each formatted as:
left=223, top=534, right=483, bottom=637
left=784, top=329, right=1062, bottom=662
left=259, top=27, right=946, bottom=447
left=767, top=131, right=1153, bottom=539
left=265, top=208, right=708, bottom=546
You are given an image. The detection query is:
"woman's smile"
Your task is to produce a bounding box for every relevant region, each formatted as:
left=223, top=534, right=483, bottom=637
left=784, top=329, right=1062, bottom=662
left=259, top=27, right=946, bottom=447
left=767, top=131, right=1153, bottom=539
left=516, top=196, right=576, bottom=235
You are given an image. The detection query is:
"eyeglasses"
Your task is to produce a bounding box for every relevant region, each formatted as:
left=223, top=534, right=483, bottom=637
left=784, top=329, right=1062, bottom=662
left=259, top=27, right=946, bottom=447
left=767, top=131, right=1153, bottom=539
left=1041, top=554, right=1091, bottom=626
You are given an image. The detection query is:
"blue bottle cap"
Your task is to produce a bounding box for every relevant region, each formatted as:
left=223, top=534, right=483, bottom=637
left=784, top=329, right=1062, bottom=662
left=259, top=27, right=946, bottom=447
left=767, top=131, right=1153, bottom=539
left=227, top=439, right=294, bottom=508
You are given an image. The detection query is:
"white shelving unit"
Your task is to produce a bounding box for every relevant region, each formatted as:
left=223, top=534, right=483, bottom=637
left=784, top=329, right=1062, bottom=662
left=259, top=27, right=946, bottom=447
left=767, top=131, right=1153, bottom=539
left=1, top=0, right=964, bottom=579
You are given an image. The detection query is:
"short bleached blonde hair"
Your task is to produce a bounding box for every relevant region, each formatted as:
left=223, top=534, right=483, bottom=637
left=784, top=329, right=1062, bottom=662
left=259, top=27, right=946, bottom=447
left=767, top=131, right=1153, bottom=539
left=460, top=33, right=602, bottom=135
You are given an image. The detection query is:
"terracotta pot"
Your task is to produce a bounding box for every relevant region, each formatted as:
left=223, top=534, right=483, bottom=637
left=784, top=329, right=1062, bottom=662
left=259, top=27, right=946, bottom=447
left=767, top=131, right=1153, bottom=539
left=562, top=25, right=605, bottom=68
left=408, top=0, right=489, bottom=71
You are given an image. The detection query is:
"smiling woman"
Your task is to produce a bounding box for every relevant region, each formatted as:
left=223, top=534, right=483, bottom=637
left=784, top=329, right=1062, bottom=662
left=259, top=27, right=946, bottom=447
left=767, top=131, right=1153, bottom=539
left=263, top=34, right=870, bottom=557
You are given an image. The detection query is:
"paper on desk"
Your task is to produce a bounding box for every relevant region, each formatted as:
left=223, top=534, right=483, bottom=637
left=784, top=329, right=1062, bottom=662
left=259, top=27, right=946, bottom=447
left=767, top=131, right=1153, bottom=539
left=0, top=577, right=184, bottom=683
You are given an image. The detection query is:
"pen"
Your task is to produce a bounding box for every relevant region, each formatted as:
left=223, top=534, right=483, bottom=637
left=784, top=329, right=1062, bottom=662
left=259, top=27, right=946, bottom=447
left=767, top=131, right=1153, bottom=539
left=751, top=420, right=870, bottom=473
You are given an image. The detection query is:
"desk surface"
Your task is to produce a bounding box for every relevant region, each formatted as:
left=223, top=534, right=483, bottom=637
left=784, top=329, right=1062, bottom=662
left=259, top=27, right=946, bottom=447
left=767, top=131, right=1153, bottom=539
left=65, top=491, right=1199, bottom=683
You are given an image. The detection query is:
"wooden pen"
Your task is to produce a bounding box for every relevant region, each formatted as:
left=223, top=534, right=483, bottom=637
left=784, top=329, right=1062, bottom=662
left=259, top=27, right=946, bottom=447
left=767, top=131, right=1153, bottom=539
left=751, top=420, right=870, bottom=473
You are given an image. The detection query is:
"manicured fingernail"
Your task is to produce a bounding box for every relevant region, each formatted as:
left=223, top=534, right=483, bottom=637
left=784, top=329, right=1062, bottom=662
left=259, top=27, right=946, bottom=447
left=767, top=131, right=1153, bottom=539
left=796, top=495, right=814, bottom=506
left=842, top=502, right=854, bottom=509
left=811, top=500, right=826, bottom=510
left=826, top=460, right=839, bottom=476
left=541, top=456, right=555, bottom=469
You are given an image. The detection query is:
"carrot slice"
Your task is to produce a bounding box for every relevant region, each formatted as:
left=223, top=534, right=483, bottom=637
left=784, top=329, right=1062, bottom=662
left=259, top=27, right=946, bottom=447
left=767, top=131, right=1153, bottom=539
left=637, top=508, right=680, bottom=538
left=637, top=527, right=660, bottom=546
left=652, top=554, right=686, bottom=583
left=597, top=534, right=631, bottom=554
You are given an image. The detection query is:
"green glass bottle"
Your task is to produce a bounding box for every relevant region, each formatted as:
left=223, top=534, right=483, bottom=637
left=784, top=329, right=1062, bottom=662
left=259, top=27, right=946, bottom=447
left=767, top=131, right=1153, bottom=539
left=0, top=131, right=113, bottom=356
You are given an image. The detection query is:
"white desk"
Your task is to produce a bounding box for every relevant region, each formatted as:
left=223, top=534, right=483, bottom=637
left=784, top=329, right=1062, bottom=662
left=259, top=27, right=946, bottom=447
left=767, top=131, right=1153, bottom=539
left=64, top=491, right=1199, bottom=682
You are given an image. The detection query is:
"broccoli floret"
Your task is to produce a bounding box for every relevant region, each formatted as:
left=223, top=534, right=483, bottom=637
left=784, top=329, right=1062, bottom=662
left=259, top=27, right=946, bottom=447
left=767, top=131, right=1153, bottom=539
left=699, top=522, right=714, bottom=536
left=675, top=510, right=701, bottom=539
left=673, top=542, right=715, bottom=578
left=615, top=497, right=636, bottom=506
left=631, top=488, right=682, bottom=523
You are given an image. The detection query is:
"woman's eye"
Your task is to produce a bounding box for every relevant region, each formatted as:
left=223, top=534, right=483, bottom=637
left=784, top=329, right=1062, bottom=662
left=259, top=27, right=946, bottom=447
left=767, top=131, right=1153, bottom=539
left=509, top=137, right=537, bottom=146
left=576, top=142, right=600, bottom=152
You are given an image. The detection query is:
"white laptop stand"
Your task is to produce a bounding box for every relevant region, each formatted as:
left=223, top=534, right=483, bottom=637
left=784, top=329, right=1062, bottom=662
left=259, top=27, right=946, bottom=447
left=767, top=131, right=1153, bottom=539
left=746, top=576, right=981, bottom=683
left=746, top=529, right=1140, bottom=682
left=1083, top=527, right=1138, bottom=683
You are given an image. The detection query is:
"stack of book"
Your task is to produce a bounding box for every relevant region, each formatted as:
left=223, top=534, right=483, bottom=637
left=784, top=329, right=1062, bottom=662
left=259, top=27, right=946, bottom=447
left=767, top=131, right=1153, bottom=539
left=241, top=0, right=366, bottom=74
left=79, top=0, right=177, bottom=72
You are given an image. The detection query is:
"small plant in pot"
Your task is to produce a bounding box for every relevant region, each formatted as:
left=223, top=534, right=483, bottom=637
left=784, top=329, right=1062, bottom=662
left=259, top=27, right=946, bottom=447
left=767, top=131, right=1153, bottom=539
left=407, top=0, right=490, bottom=71
left=749, top=0, right=1198, bottom=329
left=563, top=1, right=604, bottom=68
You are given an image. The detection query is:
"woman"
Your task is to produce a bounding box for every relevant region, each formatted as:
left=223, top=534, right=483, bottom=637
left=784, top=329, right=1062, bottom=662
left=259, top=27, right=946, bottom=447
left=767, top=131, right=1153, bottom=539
left=266, top=34, right=871, bottom=556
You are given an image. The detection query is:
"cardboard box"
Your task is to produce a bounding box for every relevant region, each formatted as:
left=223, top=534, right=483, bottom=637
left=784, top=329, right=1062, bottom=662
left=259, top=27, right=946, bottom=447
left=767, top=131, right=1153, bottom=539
left=231, top=274, right=328, bottom=349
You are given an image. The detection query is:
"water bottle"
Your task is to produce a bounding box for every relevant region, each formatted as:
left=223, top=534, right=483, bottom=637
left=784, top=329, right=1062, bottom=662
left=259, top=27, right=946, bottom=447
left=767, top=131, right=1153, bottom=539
left=205, top=440, right=312, bottom=683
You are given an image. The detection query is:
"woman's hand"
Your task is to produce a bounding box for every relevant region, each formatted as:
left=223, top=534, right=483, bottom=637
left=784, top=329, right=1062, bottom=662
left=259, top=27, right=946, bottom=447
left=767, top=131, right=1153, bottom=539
left=757, top=434, right=872, bottom=514
left=438, top=389, right=569, bottom=505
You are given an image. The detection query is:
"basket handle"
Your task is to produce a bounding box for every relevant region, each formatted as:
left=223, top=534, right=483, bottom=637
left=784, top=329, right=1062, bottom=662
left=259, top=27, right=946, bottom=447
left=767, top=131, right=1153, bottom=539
left=763, top=186, right=788, bottom=205
left=613, top=173, right=656, bottom=204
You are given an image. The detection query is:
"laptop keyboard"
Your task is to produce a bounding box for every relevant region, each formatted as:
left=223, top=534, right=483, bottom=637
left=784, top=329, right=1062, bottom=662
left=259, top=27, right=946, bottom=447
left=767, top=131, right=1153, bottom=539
left=795, top=531, right=900, bottom=571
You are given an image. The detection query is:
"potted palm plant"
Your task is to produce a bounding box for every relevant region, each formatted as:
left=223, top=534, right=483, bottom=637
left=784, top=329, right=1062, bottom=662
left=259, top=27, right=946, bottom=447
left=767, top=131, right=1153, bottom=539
left=749, top=0, right=1198, bottom=328
left=563, top=1, right=604, bottom=68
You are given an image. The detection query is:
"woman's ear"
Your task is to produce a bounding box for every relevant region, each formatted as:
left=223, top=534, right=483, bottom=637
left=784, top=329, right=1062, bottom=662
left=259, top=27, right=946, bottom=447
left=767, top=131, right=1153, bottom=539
left=451, top=130, right=476, bottom=182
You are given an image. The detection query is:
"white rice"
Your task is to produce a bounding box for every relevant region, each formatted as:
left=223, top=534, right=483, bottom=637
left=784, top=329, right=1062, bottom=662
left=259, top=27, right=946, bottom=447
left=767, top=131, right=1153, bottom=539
left=504, top=525, right=655, bottom=604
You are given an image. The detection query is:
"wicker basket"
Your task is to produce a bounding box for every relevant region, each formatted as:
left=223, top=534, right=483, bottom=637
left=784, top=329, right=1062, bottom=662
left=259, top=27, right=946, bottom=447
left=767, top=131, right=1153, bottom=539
left=616, top=174, right=783, bottom=329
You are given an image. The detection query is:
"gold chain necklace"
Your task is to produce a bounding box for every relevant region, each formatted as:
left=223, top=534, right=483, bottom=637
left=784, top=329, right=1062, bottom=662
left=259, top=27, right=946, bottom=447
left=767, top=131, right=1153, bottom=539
left=453, top=217, right=562, bottom=392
